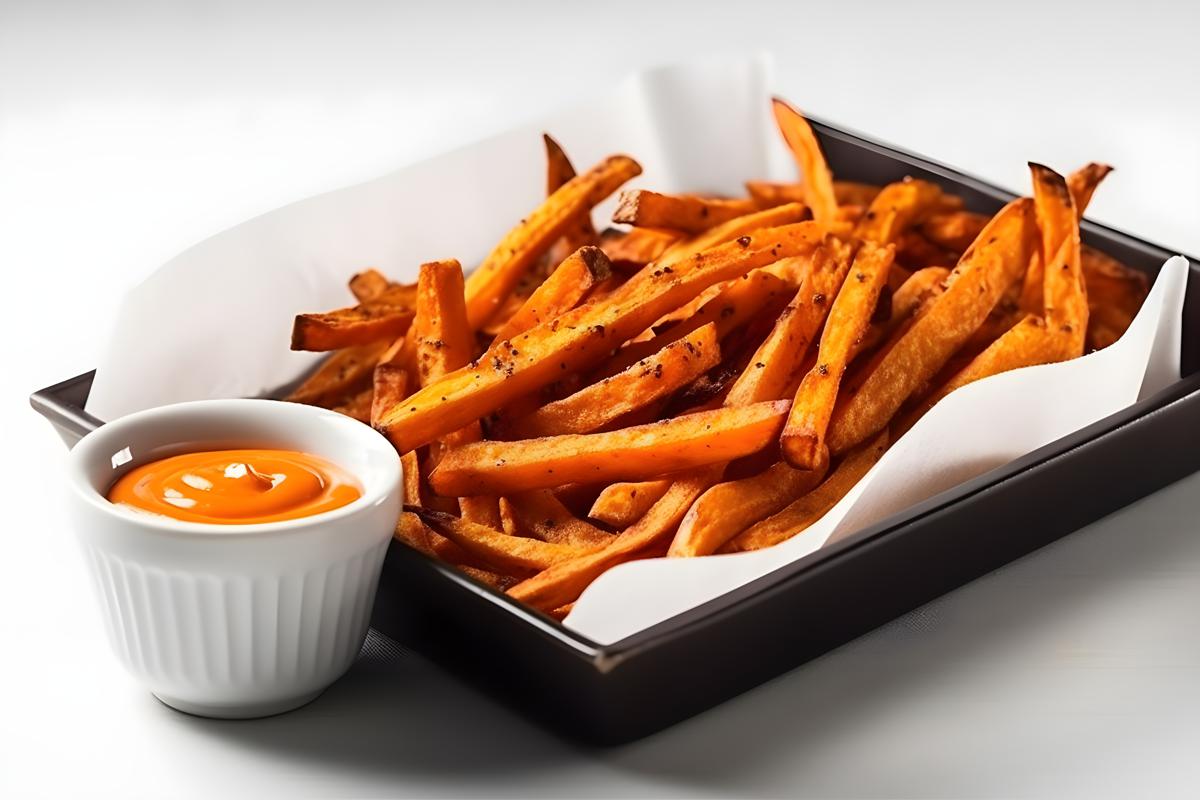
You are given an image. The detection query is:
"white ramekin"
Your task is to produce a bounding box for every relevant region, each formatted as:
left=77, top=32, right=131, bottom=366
left=66, top=399, right=402, bottom=719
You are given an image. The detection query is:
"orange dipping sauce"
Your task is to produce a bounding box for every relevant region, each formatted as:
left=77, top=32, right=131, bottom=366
left=107, top=449, right=362, bottom=525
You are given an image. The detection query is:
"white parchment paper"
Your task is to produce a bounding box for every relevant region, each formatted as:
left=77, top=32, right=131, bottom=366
left=86, top=56, right=1190, bottom=645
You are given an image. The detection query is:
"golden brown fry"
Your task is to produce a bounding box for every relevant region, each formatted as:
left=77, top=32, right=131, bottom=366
left=655, top=202, right=810, bottom=266
left=771, top=97, right=838, bottom=225
left=543, top=134, right=600, bottom=269
left=668, top=456, right=830, bottom=557
left=370, top=364, right=409, bottom=427
left=508, top=324, right=721, bottom=438
left=380, top=222, right=824, bottom=451
left=508, top=466, right=722, bottom=611
left=1067, top=162, right=1113, bottom=217
left=724, top=431, right=888, bottom=552
left=463, top=154, right=641, bottom=329
left=826, top=198, right=1036, bottom=454
left=1031, top=165, right=1086, bottom=355
left=491, top=246, right=611, bottom=341
left=724, top=238, right=854, bottom=406
left=598, top=227, right=682, bottom=272
left=331, top=386, right=373, bottom=422
left=600, top=270, right=791, bottom=377
left=613, top=190, right=760, bottom=234
left=588, top=479, right=672, bottom=528
left=782, top=243, right=894, bottom=468
left=349, top=268, right=390, bottom=302
left=854, top=179, right=944, bottom=245
left=291, top=301, right=416, bottom=352
left=891, top=266, right=949, bottom=323
left=410, top=506, right=597, bottom=573
left=287, top=340, right=389, bottom=406
left=430, top=400, right=790, bottom=496
left=408, top=259, right=475, bottom=387
left=500, top=491, right=613, bottom=547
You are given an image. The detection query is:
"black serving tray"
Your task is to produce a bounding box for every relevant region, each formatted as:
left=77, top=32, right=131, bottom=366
left=32, top=117, right=1200, bottom=745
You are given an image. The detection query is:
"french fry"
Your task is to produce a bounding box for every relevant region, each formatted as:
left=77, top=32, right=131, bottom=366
left=891, top=266, right=949, bottom=323
left=286, top=340, right=389, bottom=406
left=370, top=364, right=409, bottom=427
left=833, top=181, right=883, bottom=208
left=745, top=180, right=807, bottom=207
left=406, top=259, right=476, bottom=387
left=491, top=246, right=611, bottom=341
left=349, top=268, right=390, bottom=302
left=508, top=323, right=721, bottom=438
left=825, top=197, right=1036, bottom=454
left=613, top=190, right=760, bottom=234
left=379, top=222, right=824, bottom=451
left=782, top=242, right=894, bottom=469
left=463, top=154, right=641, bottom=329
left=1032, top=165, right=1086, bottom=355
left=430, top=400, right=790, bottom=496
left=291, top=301, right=416, bottom=352
left=854, top=178, right=944, bottom=245
left=771, top=97, right=838, bottom=225
left=409, top=507, right=598, bottom=573
left=1066, top=162, right=1113, bottom=217
left=544, top=134, right=598, bottom=241
left=655, top=202, right=810, bottom=266
left=668, top=456, right=830, bottom=557
left=599, top=270, right=791, bottom=378
left=895, top=231, right=958, bottom=270
left=724, top=431, right=888, bottom=552
left=508, top=465, right=723, bottom=611
left=499, top=491, right=613, bottom=547
left=588, top=479, right=672, bottom=528
left=598, top=227, right=682, bottom=272
left=724, top=238, right=854, bottom=406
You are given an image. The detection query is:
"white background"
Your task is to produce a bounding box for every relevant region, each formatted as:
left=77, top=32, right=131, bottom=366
left=3, top=0, right=1199, bottom=796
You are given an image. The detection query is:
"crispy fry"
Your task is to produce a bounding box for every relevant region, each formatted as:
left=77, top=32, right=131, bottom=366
left=380, top=222, right=823, bottom=451
left=600, top=270, right=791, bottom=377
left=669, top=456, right=830, bottom=557
left=1031, top=165, right=1086, bottom=355
left=1066, top=162, right=1113, bottom=217
left=409, top=507, right=597, bottom=573
left=500, top=491, right=613, bottom=546
left=826, top=198, right=1036, bottom=454
left=430, top=400, right=790, bottom=496
left=370, top=364, right=409, bottom=427
left=771, top=97, right=838, bottom=225
left=331, top=386, right=373, bottom=422
left=891, top=266, right=949, bottom=323
left=407, top=259, right=475, bottom=387
left=508, top=466, right=722, bottom=611
left=349, top=268, right=390, bottom=302
left=463, top=154, right=641, bottom=329
left=724, top=431, right=888, bottom=552
left=854, top=179, right=944, bottom=245
left=613, top=190, right=760, bottom=234
left=543, top=133, right=600, bottom=270
left=655, top=202, right=810, bottom=266
left=724, top=238, right=854, bottom=406
left=491, top=246, right=611, bottom=341
left=782, top=242, right=894, bottom=468
left=508, top=324, right=721, bottom=438
left=588, top=479, right=672, bottom=528
left=287, top=340, right=389, bottom=406
left=291, top=300, right=416, bottom=352
left=598, top=227, right=682, bottom=272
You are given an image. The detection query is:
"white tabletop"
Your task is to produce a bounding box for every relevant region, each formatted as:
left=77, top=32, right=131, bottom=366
left=3, top=1, right=1199, bottom=796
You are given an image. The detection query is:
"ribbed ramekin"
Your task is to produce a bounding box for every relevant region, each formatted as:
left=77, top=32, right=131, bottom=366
left=66, top=399, right=402, bottom=718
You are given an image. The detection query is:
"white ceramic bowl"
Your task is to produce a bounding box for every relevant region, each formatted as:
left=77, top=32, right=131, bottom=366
left=66, top=399, right=402, bottom=719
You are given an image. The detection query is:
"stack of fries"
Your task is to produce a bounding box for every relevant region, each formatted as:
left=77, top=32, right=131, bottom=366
left=286, top=98, right=1149, bottom=618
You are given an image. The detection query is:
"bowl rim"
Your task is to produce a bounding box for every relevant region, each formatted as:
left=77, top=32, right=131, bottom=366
left=67, top=397, right=402, bottom=539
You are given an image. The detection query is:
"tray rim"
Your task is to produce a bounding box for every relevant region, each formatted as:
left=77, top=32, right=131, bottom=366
left=31, top=115, right=1199, bottom=670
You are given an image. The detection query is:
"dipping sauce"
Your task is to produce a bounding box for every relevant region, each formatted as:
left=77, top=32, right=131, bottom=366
left=107, top=449, right=362, bottom=525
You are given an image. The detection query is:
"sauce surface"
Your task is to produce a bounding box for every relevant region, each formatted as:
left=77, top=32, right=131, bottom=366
left=107, top=448, right=362, bottom=525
